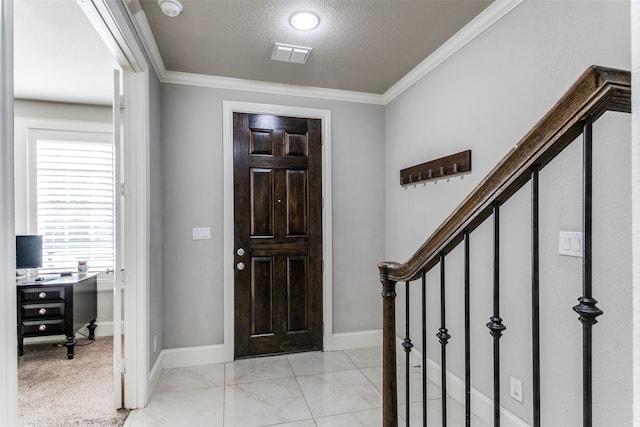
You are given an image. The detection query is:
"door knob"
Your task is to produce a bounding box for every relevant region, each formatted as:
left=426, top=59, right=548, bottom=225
left=236, top=262, right=246, bottom=271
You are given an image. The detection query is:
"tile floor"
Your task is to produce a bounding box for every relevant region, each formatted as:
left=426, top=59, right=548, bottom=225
left=124, top=346, right=488, bottom=427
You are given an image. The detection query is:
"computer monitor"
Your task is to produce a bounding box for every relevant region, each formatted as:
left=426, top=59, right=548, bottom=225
left=16, top=235, right=43, bottom=269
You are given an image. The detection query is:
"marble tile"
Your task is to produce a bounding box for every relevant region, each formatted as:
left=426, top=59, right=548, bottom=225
left=287, top=350, right=356, bottom=376
left=263, top=420, right=316, bottom=427
left=296, top=369, right=382, bottom=418
left=224, top=377, right=312, bottom=426
left=225, top=354, right=294, bottom=385
left=155, top=364, right=225, bottom=393
left=344, top=346, right=382, bottom=368
left=361, top=364, right=440, bottom=404
left=398, top=397, right=490, bottom=427
left=125, top=386, right=224, bottom=427
left=315, top=408, right=382, bottom=426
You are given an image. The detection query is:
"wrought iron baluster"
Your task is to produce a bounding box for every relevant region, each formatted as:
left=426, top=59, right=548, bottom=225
left=572, top=116, right=602, bottom=427
left=531, top=165, right=541, bottom=427
left=422, top=271, right=427, bottom=427
left=487, top=203, right=506, bottom=427
left=464, top=231, right=471, bottom=427
left=436, top=253, right=451, bottom=427
left=403, top=281, right=413, bottom=426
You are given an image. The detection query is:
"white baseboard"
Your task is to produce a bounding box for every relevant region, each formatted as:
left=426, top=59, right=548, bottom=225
left=147, top=344, right=226, bottom=396
left=395, top=337, right=529, bottom=427
left=327, top=329, right=382, bottom=351
left=146, top=332, right=381, bottom=397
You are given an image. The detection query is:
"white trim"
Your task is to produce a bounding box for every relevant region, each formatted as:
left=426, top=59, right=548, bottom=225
left=81, top=0, right=153, bottom=410
left=124, top=0, right=522, bottom=106
left=382, top=0, right=524, bottom=104
left=163, top=71, right=383, bottom=105
left=222, top=101, right=333, bottom=362
left=423, top=357, right=529, bottom=427
left=147, top=345, right=225, bottom=398
left=0, top=1, right=17, bottom=424
left=161, top=345, right=226, bottom=369
left=396, top=338, right=528, bottom=427
left=328, top=330, right=382, bottom=351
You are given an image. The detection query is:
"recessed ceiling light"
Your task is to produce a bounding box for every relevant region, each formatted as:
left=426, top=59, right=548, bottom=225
left=289, top=11, right=319, bottom=31
left=158, top=0, right=183, bottom=17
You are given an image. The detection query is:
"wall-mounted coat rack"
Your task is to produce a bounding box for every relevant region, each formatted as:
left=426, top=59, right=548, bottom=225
left=400, top=150, right=471, bottom=186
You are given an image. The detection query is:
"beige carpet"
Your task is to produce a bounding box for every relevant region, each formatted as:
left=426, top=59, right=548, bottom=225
left=18, top=337, right=129, bottom=426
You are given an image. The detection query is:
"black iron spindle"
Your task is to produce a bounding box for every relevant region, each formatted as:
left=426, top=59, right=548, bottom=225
left=422, top=271, right=427, bottom=427
left=487, top=203, right=506, bottom=427
left=436, top=253, right=451, bottom=427
left=531, top=165, right=541, bottom=427
left=403, top=281, right=414, bottom=426
left=464, top=231, right=471, bottom=427
left=531, top=165, right=541, bottom=426
left=572, top=116, right=602, bottom=427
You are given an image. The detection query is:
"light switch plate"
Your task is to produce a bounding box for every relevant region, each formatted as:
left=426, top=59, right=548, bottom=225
left=192, top=227, right=211, bottom=240
left=559, top=231, right=582, bottom=257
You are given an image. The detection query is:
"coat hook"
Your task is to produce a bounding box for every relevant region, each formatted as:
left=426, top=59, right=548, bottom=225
left=440, top=166, right=444, bottom=176
left=428, top=169, right=432, bottom=179
left=453, top=163, right=458, bottom=174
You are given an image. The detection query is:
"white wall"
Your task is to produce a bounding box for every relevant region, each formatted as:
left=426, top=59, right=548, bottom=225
left=159, top=84, right=385, bottom=349
left=631, top=1, right=640, bottom=424
left=385, top=1, right=631, bottom=425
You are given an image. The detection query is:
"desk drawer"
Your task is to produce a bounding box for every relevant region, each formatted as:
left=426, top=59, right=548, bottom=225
left=22, top=319, right=65, bottom=336
left=21, top=287, right=64, bottom=303
left=21, top=303, right=64, bottom=319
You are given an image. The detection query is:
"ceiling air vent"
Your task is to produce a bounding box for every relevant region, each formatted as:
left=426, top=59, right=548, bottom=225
left=271, top=43, right=312, bottom=64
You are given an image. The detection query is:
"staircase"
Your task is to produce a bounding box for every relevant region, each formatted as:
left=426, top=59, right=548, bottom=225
left=378, top=66, right=632, bottom=427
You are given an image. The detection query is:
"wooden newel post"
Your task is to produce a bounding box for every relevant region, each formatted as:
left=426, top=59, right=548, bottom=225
left=379, top=263, right=398, bottom=427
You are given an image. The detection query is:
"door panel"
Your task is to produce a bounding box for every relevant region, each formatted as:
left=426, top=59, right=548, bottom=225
left=234, top=113, right=322, bottom=358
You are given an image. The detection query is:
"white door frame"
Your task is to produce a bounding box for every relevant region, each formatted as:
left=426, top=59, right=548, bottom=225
left=0, top=0, right=18, bottom=424
left=78, top=0, right=151, bottom=410
left=222, top=101, right=333, bottom=361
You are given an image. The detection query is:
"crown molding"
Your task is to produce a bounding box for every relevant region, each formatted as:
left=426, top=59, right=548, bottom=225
left=124, top=0, right=523, bottom=106
left=162, top=70, right=385, bottom=105
left=123, top=0, right=167, bottom=79
left=382, top=0, right=524, bottom=104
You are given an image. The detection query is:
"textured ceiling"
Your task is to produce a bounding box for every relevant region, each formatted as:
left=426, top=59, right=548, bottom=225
left=138, top=0, right=493, bottom=94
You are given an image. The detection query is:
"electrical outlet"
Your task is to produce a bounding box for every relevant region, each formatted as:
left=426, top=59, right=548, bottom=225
left=510, top=376, right=523, bottom=403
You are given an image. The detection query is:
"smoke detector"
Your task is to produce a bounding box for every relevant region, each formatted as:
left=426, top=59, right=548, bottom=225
left=158, top=0, right=183, bottom=17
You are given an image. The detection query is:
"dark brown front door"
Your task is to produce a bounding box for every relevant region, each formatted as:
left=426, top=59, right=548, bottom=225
left=233, top=113, right=323, bottom=358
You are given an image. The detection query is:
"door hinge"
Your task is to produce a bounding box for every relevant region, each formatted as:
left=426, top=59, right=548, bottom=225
left=120, top=267, right=126, bottom=284
left=119, top=358, right=127, bottom=374
left=119, top=183, right=128, bottom=197
left=119, top=95, right=128, bottom=110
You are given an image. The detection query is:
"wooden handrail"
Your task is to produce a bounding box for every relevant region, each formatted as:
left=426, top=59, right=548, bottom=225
left=379, top=65, right=630, bottom=283
left=378, top=65, right=630, bottom=427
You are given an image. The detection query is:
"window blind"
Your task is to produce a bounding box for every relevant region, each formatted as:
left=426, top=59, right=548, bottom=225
left=35, top=136, right=114, bottom=274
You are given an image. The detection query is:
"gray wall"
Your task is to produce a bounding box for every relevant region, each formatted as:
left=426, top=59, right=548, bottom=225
left=160, top=86, right=385, bottom=349
left=148, top=71, right=163, bottom=368
left=385, top=1, right=631, bottom=425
